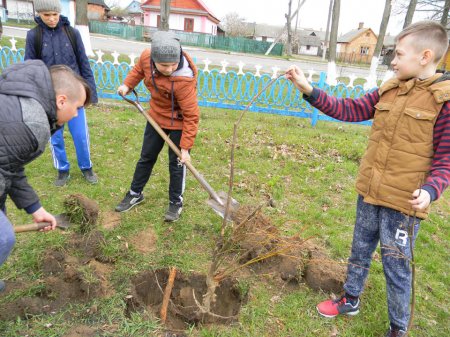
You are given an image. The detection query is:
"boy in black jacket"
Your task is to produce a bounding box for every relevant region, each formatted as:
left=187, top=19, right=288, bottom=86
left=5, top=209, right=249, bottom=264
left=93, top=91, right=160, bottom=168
left=0, top=60, right=90, bottom=292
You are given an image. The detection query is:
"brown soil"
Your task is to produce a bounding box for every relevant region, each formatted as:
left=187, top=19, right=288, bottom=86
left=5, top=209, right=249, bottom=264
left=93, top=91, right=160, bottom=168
left=62, top=325, right=97, bottom=337
left=0, top=230, right=112, bottom=321
left=126, top=268, right=248, bottom=330
left=100, top=211, right=122, bottom=230
left=232, top=206, right=345, bottom=292
left=129, top=227, right=157, bottom=254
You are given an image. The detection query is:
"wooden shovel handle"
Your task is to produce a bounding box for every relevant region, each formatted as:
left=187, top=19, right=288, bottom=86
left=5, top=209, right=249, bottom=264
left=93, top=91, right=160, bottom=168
left=14, top=222, right=52, bottom=233
left=120, top=91, right=224, bottom=206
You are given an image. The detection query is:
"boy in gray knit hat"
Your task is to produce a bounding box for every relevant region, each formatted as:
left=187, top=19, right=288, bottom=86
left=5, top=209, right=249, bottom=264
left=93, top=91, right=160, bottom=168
left=115, top=31, right=200, bottom=222
left=26, top=0, right=99, bottom=187
left=33, top=0, right=61, bottom=13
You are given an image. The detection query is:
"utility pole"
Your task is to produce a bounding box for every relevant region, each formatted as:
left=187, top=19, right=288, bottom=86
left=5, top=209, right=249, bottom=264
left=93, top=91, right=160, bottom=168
left=160, top=0, right=171, bottom=31
left=322, top=0, right=333, bottom=61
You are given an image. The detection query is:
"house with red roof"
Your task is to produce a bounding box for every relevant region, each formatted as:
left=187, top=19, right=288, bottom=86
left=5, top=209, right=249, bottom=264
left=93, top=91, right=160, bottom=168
left=140, top=0, right=220, bottom=35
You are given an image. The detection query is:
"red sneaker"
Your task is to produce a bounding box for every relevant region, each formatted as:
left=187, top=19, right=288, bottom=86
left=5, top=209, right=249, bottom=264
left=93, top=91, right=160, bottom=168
left=317, top=295, right=360, bottom=318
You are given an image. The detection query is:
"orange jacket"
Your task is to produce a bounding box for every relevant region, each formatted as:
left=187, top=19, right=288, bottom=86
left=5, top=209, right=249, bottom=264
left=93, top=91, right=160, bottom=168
left=123, top=48, right=200, bottom=149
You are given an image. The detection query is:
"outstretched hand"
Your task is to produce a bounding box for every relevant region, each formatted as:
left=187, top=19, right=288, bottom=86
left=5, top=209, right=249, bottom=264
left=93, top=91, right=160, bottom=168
left=285, top=65, right=313, bottom=95
left=408, top=189, right=431, bottom=211
left=32, top=207, right=56, bottom=231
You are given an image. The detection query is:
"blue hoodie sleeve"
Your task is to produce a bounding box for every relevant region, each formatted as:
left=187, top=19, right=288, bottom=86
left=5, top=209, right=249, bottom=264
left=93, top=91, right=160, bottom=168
left=24, top=29, right=37, bottom=60
left=73, top=28, right=98, bottom=103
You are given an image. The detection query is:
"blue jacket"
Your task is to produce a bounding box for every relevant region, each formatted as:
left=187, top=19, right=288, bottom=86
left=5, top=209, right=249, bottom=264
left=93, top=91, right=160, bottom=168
left=25, top=15, right=98, bottom=103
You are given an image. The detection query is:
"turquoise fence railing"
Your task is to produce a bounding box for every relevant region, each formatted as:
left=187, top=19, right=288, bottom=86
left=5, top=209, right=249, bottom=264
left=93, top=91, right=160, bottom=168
left=0, top=46, right=372, bottom=126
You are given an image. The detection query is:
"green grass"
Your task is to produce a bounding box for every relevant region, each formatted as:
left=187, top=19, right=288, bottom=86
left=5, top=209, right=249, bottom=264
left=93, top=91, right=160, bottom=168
left=0, top=102, right=448, bottom=336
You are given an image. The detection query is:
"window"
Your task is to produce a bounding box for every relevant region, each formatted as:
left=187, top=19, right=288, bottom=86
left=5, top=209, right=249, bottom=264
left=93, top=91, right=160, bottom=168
left=306, top=45, right=311, bottom=50
left=360, top=46, right=369, bottom=55
left=184, top=18, right=194, bottom=32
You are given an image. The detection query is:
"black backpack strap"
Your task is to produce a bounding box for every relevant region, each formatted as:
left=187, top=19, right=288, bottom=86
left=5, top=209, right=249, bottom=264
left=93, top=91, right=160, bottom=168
left=62, top=25, right=81, bottom=68
left=33, top=25, right=43, bottom=59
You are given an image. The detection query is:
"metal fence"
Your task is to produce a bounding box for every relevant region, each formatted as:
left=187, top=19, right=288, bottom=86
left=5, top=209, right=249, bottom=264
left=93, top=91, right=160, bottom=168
left=89, top=20, right=284, bottom=56
left=0, top=46, right=372, bottom=127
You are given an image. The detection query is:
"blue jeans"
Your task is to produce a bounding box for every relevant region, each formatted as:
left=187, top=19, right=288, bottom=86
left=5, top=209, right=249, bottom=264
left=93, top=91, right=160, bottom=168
left=0, top=210, right=16, bottom=267
left=344, top=195, right=420, bottom=330
left=49, top=107, right=93, bottom=172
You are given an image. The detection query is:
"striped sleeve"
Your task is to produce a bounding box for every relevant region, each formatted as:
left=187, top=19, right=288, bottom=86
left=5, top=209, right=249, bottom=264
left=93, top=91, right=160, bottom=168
left=305, top=87, right=380, bottom=122
left=422, top=101, right=450, bottom=201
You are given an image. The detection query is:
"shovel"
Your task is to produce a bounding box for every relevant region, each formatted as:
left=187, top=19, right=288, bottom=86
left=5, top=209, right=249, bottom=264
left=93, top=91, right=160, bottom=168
left=119, top=90, right=239, bottom=219
left=14, top=214, right=71, bottom=233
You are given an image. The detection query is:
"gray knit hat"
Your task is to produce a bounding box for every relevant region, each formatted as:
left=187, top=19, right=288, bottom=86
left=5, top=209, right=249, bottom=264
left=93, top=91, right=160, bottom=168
left=151, top=31, right=181, bottom=63
left=34, top=0, right=61, bottom=13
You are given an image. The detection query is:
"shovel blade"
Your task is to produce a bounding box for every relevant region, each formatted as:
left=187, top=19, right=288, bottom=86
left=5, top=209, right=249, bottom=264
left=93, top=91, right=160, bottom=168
left=206, top=191, right=239, bottom=220
left=55, top=213, right=71, bottom=230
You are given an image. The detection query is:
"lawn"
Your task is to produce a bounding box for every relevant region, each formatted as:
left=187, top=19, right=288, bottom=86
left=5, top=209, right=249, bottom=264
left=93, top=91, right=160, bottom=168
left=0, top=100, right=448, bottom=337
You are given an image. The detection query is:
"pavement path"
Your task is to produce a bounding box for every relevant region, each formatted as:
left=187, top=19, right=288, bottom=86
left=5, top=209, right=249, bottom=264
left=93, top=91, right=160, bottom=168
left=3, top=25, right=386, bottom=79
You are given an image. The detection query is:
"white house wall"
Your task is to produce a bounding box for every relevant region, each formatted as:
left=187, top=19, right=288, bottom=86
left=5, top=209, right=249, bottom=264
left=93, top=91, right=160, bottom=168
left=146, top=12, right=217, bottom=35
left=7, top=0, right=33, bottom=20
left=299, top=46, right=319, bottom=55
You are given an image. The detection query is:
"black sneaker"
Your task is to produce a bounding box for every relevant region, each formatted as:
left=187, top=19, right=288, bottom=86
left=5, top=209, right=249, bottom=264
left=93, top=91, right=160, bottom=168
left=115, top=192, right=144, bottom=212
left=54, top=171, right=70, bottom=187
left=82, top=168, right=98, bottom=184
left=0, top=280, right=5, bottom=293
left=385, top=327, right=407, bottom=337
left=164, top=203, right=182, bottom=222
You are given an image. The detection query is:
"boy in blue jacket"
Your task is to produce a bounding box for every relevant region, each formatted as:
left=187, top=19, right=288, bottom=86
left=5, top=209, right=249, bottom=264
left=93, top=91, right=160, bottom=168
left=25, top=0, right=99, bottom=186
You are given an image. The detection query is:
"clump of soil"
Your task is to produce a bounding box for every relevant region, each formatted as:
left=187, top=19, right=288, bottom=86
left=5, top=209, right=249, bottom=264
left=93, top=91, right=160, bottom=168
left=126, top=268, right=248, bottom=330
left=64, top=194, right=99, bottom=233
left=232, top=206, right=346, bottom=292
left=0, top=230, right=112, bottom=321
left=62, top=325, right=97, bottom=337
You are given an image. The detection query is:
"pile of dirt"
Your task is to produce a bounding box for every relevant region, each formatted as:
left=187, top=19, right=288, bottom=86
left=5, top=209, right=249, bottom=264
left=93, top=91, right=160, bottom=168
left=64, top=194, right=100, bottom=233
left=231, top=206, right=346, bottom=292
left=126, top=268, right=248, bottom=330
left=0, top=230, right=112, bottom=321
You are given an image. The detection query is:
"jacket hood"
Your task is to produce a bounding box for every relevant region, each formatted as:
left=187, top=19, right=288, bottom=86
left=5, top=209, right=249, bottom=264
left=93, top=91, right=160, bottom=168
left=0, top=60, right=57, bottom=127
left=35, top=15, right=70, bottom=29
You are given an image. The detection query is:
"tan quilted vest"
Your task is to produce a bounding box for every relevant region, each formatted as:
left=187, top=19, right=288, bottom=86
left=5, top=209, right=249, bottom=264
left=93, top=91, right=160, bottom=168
left=355, top=73, right=450, bottom=219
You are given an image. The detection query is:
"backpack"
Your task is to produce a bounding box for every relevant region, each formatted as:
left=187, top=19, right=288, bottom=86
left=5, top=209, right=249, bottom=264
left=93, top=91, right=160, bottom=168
left=33, top=25, right=80, bottom=67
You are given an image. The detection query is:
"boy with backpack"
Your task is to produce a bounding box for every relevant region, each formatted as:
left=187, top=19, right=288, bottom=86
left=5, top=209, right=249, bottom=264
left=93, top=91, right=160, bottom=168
left=25, top=0, right=99, bottom=187
left=286, top=21, right=449, bottom=336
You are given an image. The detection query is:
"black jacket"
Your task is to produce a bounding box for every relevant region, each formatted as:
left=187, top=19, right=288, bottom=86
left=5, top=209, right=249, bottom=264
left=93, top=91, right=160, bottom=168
left=0, top=60, right=57, bottom=213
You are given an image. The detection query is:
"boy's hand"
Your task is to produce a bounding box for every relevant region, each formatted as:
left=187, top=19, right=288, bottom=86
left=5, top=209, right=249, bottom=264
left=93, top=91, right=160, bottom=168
left=180, top=149, right=190, bottom=163
left=408, top=189, right=431, bottom=211
left=285, top=65, right=313, bottom=95
left=32, top=207, right=57, bottom=231
left=117, top=84, right=130, bottom=96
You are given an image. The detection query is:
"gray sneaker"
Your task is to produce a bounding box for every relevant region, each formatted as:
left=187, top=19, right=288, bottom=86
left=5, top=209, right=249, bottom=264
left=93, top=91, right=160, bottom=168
left=82, top=168, right=98, bottom=184
left=115, top=192, right=144, bottom=212
left=164, top=203, right=182, bottom=222
left=54, top=171, right=70, bottom=187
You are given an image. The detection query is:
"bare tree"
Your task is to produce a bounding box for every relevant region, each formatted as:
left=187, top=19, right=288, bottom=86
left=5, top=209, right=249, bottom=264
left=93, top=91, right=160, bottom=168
left=285, top=0, right=293, bottom=56
left=441, top=0, right=450, bottom=27
left=368, top=0, right=393, bottom=89
left=75, top=0, right=94, bottom=56
left=395, top=0, right=450, bottom=23
left=327, top=0, right=340, bottom=85
left=160, top=0, right=170, bottom=31
left=222, top=12, right=248, bottom=37
left=403, top=0, right=417, bottom=28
